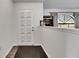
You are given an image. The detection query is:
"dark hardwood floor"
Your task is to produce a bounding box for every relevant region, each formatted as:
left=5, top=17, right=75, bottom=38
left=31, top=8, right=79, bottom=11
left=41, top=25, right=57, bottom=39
left=6, top=46, right=48, bottom=58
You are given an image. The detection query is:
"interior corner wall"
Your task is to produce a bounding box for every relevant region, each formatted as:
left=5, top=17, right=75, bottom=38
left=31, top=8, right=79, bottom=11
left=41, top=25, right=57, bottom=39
left=0, top=0, right=13, bottom=57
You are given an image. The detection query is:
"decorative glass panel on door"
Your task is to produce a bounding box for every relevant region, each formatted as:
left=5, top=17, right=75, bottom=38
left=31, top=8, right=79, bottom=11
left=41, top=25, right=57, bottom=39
left=18, top=9, right=32, bottom=42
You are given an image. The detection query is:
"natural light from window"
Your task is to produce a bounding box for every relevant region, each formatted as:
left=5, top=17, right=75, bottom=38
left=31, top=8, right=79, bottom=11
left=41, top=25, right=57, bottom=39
left=58, top=13, right=75, bottom=28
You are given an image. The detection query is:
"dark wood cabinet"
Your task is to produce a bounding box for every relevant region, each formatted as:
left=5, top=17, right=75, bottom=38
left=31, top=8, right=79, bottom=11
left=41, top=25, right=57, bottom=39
left=43, top=16, right=53, bottom=26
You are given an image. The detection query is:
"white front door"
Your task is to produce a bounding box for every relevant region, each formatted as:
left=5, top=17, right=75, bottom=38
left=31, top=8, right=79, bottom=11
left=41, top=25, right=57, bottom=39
left=18, top=9, right=33, bottom=44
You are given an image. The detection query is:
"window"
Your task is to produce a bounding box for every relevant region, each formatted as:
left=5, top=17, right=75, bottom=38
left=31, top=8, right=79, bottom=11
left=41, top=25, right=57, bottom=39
left=58, top=13, right=75, bottom=28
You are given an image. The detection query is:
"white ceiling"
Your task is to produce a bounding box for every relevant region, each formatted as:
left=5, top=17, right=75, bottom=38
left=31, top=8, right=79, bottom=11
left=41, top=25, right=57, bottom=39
left=43, top=0, right=79, bottom=9
left=13, top=0, right=43, bottom=3
left=13, top=0, right=79, bottom=9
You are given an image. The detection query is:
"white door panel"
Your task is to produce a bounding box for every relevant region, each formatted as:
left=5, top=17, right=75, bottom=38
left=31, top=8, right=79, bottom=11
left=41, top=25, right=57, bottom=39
left=17, top=9, right=33, bottom=44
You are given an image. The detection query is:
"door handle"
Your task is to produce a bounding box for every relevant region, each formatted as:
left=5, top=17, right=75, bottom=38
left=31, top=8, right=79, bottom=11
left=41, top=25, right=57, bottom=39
left=32, top=27, right=34, bottom=31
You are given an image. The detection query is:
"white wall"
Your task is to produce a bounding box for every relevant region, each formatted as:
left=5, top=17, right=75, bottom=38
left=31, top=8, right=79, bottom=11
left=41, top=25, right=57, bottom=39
left=0, top=0, right=13, bottom=57
left=0, top=1, right=43, bottom=57
left=39, top=27, right=79, bottom=58
left=44, top=9, right=79, bottom=16
left=63, top=29, right=79, bottom=58
left=40, top=27, right=65, bottom=58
